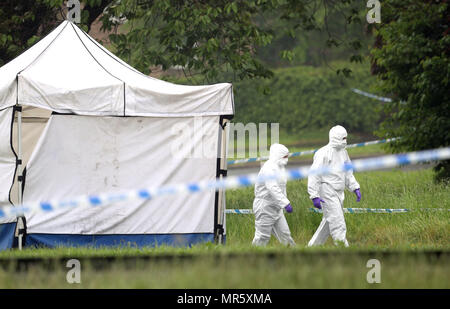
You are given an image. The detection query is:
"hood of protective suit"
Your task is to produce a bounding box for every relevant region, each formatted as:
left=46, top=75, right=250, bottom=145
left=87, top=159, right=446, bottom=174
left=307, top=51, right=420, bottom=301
left=328, top=125, right=348, bottom=149
left=269, top=143, right=289, bottom=166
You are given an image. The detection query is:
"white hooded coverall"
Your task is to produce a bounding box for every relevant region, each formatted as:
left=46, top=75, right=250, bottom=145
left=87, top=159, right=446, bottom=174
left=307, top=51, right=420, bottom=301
left=252, top=144, right=296, bottom=246
left=308, top=126, right=360, bottom=247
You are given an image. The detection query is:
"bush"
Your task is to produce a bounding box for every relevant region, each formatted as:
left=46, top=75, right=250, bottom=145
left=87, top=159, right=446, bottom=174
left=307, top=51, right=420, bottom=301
left=232, top=62, right=381, bottom=134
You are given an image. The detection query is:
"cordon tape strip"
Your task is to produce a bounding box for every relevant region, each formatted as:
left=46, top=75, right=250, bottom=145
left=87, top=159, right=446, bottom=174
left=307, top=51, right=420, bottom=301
left=227, top=137, right=400, bottom=165
left=351, top=88, right=406, bottom=105
left=351, top=88, right=393, bottom=103
left=0, top=147, right=449, bottom=220
left=225, top=208, right=449, bottom=214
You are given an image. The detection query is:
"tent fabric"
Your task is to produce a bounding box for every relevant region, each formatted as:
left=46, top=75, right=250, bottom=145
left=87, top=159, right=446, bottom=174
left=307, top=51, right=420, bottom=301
left=0, top=21, right=234, bottom=117
left=0, top=108, right=16, bottom=249
left=9, top=110, right=52, bottom=206
left=0, top=222, right=16, bottom=250
left=0, top=22, right=65, bottom=109
left=25, top=233, right=217, bottom=249
left=0, top=107, right=16, bottom=210
left=24, top=115, right=219, bottom=238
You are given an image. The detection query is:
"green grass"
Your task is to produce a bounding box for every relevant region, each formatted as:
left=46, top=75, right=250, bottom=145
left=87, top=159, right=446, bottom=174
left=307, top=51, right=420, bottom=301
left=0, top=168, right=448, bottom=288
left=228, top=129, right=388, bottom=160
left=0, top=251, right=448, bottom=288
left=227, top=169, right=449, bottom=248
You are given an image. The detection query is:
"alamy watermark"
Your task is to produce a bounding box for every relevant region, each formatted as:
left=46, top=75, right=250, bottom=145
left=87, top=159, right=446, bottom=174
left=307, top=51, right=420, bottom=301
left=170, top=118, right=279, bottom=160
left=67, top=0, right=81, bottom=23
left=66, top=259, right=81, bottom=284
left=228, top=122, right=279, bottom=159
left=366, top=0, right=381, bottom=24
left=366, top=259, right=381, bottom=284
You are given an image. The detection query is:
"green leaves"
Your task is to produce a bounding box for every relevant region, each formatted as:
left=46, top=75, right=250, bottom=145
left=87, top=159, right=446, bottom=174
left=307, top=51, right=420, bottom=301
left=372, top=0, right=450, bottom=181
left=336, top=68, right=353, bottom=77
left=280, top=50, right=294, bottom=62
left=225, top=2, right=238, bottom=14
left=100, top=0, right=369, bottom=84
left=233, top=62, right=380, bottom=135
left=0, top=0, right=110, bottom=66
left=101, top=0, right=281, bottom=83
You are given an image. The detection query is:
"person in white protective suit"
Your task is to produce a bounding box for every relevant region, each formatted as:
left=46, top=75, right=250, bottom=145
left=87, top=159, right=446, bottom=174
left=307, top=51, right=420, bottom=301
left=307, top=125, right=361, bottom=247
left=252, top=143, right=296, bottom=247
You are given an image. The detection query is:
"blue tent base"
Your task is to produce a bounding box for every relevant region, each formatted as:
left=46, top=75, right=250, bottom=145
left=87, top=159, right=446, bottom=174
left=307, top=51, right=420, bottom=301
left=25, top=233, right=222, bottom=249
left=0, top=222, right=17, bottom=251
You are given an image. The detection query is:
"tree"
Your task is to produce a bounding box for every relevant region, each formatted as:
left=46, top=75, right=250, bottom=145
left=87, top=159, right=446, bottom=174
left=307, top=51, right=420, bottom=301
left=100, top=0, right=366, bottom=83
left=371, top=0, right=450, bottom=181
left=0, top=0, right=56, bottom=66
left=0, top=0, right=110, bottom=66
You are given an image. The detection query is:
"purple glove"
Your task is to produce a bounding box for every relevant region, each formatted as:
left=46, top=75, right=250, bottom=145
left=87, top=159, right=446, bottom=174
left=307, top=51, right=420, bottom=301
left=284, top=203, right=293, bottom=213
left=354, top=189, right=361, bottom=202
left=312, top=198, right=324, bottom=210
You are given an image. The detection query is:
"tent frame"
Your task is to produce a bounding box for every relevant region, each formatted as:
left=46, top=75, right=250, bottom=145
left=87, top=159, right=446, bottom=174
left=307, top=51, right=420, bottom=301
left=13, top=104, right=26, bottom=250
left=214, top=116, right=231, bottom=244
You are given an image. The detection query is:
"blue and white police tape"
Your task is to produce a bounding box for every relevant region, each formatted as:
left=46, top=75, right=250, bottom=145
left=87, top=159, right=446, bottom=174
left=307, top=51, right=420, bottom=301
left=225, top=208, right=449, bottom=214
left=226, top=209, right=254, bottom=214
left=227, top=137, right=400, bottom=165
left=0, top=147, right=449, bottom=220
left=310, top=208, right=449, bottom=214
left=351, top=88, right=392, bottom=103
left=345, top=137, right=400, bottom=149
left=351, top=88, right=407, bottom=105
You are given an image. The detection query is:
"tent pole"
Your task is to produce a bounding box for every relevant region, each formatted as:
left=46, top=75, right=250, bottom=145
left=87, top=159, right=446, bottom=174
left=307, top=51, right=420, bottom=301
left=16, top=105, right=23, bottom=250
left=216, top=118, right=230, bottom=245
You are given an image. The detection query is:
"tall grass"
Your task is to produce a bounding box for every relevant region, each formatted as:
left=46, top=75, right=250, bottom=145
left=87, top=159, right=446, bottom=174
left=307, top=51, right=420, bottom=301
left=1, top=252, right=448, bottom=288
left=0, top=169, right=448, bottom=257
left=227, top=169, right=449, bottom=248
left=0, top=168, right=448, bottom=288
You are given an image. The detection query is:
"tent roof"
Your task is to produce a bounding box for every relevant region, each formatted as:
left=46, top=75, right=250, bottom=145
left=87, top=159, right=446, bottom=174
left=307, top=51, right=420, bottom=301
left=0, top=21, right=234, bottom=117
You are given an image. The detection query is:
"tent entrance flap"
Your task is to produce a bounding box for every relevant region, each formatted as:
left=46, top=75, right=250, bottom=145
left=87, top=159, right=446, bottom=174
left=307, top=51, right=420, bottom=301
left=0, top=107, right=17, bottom=208
left=0, top=107, right=19, bottom=250
left=10, top=106, right=52, bottom=206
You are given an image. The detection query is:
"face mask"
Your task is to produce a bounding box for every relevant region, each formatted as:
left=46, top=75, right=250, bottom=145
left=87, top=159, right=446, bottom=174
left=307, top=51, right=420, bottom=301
left=335, top=138, right=347, bottom=149
left=279, top=157, right=288, bottom=166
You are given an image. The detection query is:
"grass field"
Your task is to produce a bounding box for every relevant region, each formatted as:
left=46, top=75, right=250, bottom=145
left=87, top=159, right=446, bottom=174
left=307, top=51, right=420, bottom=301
left=0, top=168, right=448, bottom=288
left=228, top=129, right=389, bottom=161
left=0, top=249, right=448, bottom=288
left=227, top=169, right=449, bottom=248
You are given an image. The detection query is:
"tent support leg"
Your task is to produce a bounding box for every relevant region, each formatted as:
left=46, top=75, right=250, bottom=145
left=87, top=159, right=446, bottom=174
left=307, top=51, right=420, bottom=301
left=15, top=104, right=24, bottom=250
left=215, top=117, right=230, bottom=245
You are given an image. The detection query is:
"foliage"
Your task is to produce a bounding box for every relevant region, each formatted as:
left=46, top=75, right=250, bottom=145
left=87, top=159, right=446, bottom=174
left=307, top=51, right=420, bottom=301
left=0, top=0, right=110, bottom=66
left=371, top=0, right=450, bottom=181
left=100, top=0, right=367, bottom=83
left=254, top=2, right=372, bottom=68
left=0, top=0, right=57, bottom=66
left=232, top=62, right=381, bottom=134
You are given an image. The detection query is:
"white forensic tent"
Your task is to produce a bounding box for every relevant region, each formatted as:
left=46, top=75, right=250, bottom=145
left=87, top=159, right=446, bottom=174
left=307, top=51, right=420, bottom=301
left=0, top=20, right=233, bottom=249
